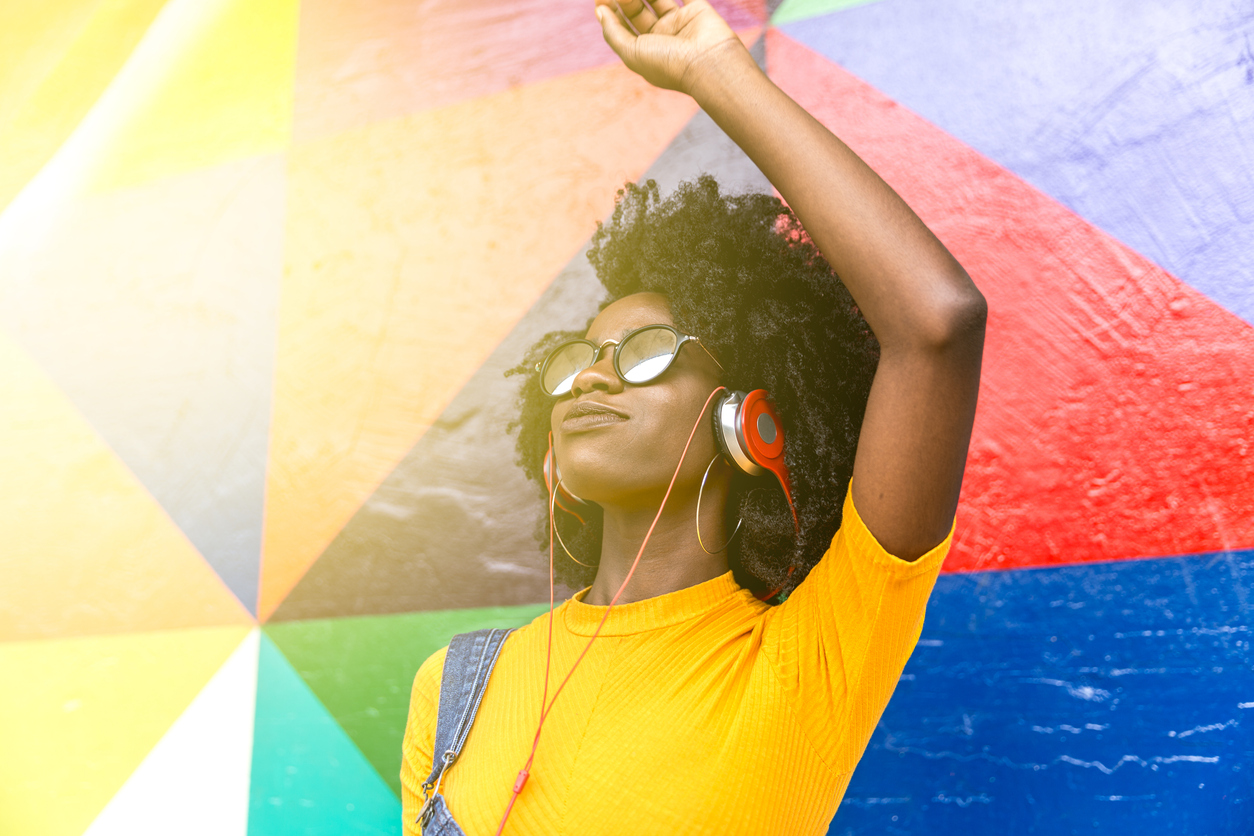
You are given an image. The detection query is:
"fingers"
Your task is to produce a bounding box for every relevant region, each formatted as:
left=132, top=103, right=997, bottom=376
left=595, top=0, right=682, bottom=38
left=618, top=0, right=656, bottom=33
left=624, top=0, right=688, bottom=35
left=596, top=2, right=638, bottom=56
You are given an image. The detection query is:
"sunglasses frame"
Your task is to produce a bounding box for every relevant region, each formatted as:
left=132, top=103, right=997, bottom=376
left=535, top=324, right=723, bottom=399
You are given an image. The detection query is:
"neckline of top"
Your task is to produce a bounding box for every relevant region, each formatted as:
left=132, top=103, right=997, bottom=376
left=562, top=571, right=763, bottom=637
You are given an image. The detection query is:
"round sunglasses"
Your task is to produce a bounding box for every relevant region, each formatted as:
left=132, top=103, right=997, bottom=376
left=535, top=324, right=723, bottom=398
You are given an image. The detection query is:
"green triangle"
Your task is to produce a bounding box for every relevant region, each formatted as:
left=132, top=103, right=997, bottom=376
left=771, top=0, right=885, bottom=26
left=264, top=604, right=548, bottom=797
left=249, top=635, right=402, bottom=835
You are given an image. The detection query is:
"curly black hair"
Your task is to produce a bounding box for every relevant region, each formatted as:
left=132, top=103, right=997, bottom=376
left=507, top=175, right=879, bottom=598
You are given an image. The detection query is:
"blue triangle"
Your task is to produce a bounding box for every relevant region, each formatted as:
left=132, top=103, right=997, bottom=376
left=250, top=635, right=401, bottom=835
left=779, top=0, right=1254, bottom=327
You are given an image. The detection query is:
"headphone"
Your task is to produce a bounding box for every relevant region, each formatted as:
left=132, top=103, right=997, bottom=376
left=545, top=389, right=797, bottom=527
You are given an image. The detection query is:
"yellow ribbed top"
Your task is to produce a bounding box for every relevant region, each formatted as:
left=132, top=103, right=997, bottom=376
left=401, top=486, right=951, bottom=835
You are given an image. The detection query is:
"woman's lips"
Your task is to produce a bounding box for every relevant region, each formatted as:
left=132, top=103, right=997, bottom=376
left=562, top=401, right=628, bottom=432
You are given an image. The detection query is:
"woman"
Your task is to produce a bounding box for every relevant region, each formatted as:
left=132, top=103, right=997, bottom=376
left=401, top=1, right=986, bottom=834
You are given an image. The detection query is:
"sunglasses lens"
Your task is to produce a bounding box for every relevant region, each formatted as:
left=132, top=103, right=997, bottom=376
left=619, top=327, right=679, bottom=384
left=542, top=342, right=595, bottom=396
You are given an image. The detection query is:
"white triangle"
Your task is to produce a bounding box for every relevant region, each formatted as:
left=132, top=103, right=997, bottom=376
left=83, top=629, right=259, bottom=836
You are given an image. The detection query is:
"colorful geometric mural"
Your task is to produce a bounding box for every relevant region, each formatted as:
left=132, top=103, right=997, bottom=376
left=1, top=0, right=1250, bottom=834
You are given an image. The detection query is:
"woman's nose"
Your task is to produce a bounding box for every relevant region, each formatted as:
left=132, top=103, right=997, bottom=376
left=570, top=350, right=623, bottom=397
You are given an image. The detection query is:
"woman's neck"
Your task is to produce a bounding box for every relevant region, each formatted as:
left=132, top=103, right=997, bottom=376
left=583, top=483, right=731, bottom=606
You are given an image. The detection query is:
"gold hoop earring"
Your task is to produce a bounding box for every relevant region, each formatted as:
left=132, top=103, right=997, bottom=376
left=551, top=475, right=596, bottom=567
left=697, top=455, right=743, bottom=555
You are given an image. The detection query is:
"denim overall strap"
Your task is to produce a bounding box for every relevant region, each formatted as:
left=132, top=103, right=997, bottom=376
left=417, top=628, right=514, bottom=834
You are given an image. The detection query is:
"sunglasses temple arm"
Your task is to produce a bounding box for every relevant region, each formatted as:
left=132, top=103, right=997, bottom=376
left=694, top=338, right=725, bottom=373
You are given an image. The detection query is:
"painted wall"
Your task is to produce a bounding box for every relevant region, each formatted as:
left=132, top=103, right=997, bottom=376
left=1, top=0, right=1250, bottom=834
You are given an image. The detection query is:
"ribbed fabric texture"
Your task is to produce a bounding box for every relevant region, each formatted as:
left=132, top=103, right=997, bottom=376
left=401, top=486, right=951, bottom=835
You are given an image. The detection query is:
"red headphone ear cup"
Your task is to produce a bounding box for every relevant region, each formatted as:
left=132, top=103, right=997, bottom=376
left=739, top=390, right=791, bottom=497
left=715, top=390, right=798, bottom=531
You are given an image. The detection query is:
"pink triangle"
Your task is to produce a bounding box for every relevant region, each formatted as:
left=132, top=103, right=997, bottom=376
left=293, top=0, right=764, bottom=139
left=768, top=30, right=1254, bottom=572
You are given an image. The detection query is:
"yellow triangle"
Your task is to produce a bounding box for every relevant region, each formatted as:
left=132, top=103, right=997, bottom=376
left=85, top=0, right=298, bottom=193
left=0, top=625, right=250, bottom=836
left=259, top=62, right=699, bottom=618
left=0, top=329, right=252, bottom=639
left=0, top=0, right=167, bottom=214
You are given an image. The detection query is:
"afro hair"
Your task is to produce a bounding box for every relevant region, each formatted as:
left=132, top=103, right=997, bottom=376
left=507, top=175, right=879, bottom=598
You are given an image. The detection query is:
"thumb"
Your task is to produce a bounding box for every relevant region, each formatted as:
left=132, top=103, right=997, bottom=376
left=596, top=3, right=637, bottom=59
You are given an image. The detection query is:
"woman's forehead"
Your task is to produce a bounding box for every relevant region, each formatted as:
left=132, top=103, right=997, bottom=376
left=586, top=292, right=673, bottom=341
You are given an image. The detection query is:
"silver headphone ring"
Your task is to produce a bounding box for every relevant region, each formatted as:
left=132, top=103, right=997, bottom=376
left=716, top=391, right=766, bottom=477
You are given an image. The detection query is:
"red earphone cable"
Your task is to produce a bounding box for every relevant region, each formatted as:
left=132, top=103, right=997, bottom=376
left=492, top=387, right=727, bottom=836
left=492, top=435, right=561, bottom=835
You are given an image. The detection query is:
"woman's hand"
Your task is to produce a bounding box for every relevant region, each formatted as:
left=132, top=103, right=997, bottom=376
left=595, top=0, right=746, bottom=95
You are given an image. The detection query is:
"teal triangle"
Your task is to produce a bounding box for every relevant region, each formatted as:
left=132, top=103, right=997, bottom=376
left=249, top=635, right=401, bottom=835
left=265, top=604, right=549, bottom=797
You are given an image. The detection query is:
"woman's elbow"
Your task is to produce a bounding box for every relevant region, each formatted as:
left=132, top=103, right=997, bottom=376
left=912, top=281, right=988, bottom=353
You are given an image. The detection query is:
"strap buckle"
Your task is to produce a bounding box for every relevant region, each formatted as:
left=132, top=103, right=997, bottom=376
left=417, top=750, right=457, bottom=831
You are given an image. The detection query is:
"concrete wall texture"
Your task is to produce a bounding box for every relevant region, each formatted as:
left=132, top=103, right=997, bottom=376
left=0, top=0, right=1250, bottom=833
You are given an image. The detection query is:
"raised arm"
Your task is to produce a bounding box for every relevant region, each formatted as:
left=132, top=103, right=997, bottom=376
left=597, top=0, right=986, bottom=560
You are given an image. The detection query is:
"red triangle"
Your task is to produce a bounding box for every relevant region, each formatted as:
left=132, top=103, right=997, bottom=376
left=767, top=30, right=1254, bottom=572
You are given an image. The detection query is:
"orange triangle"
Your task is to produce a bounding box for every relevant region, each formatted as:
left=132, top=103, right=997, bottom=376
left=0, top=329, right=252, bottom=640
left=259, top=63, right=699, bottom=619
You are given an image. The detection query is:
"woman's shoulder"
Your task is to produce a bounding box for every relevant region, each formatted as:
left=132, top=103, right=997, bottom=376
left=832, top=483, right=948, bottom=576
left=817, top=481, right=954, bottom=580
left=410, top=611, right=558, bottom=702
left=411, top=644, right=449, bottom=708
